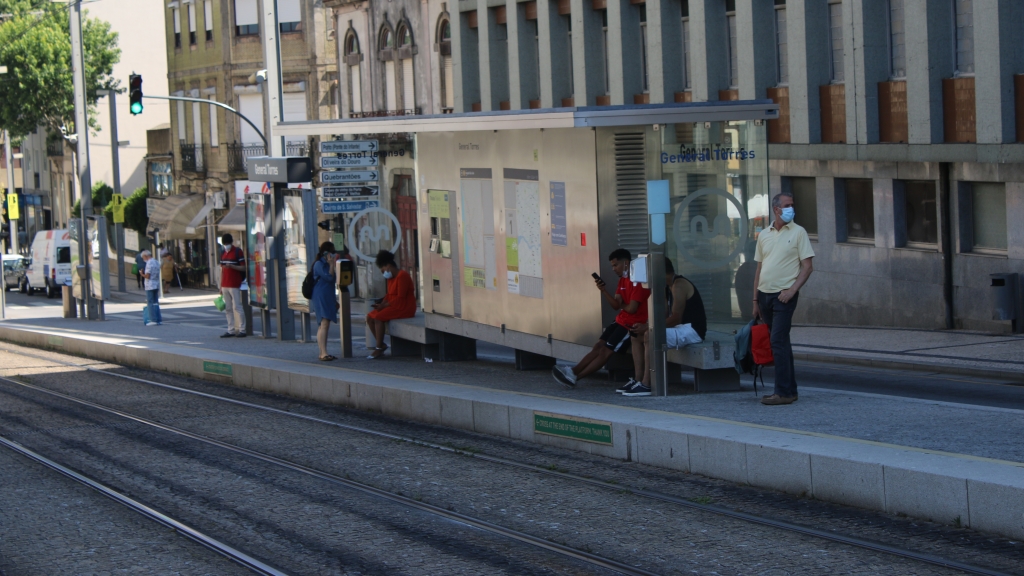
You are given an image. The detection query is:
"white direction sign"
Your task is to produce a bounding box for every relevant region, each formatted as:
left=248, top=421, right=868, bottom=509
left=320, top=139, right=379, bottom=154
left=321, top=199, right=380, bottom=214
left=320, top=170, right=379, bottom=183
left=321, top=155, right=378, bottom=168
left=320, top=185, right=379, bottom=198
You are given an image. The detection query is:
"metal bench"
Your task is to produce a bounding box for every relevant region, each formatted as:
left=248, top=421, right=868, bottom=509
left=370, top=313, right=477, bottom=361
left=603, top=329, right=740, bottom=392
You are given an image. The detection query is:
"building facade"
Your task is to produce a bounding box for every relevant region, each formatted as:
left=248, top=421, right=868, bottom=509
left=160, top=0, right=338, bottom=284
left=441, top=0, right=1024, bottom=333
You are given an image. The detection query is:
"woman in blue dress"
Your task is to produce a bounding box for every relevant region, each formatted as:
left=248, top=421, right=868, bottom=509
left=312, top=242, right=340, bottom=361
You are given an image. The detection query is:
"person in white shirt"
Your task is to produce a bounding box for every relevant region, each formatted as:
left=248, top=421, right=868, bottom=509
left=140, top=250, right=162, bottom=326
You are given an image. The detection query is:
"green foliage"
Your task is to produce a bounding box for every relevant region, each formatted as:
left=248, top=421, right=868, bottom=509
left=0, top=2, right=121, bottom=138
left=70, top=181, right=114, bottom=218
left=123, top=186, right=149, bottom=233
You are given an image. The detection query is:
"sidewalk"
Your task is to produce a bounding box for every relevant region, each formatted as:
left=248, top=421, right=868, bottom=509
left=2, top=310, right=1023, bottom=540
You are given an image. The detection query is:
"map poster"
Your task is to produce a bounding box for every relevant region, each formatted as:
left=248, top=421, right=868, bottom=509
left=503, top=168, right=543, bottom=299
left=459, top=170, right=497, bottom=290
left=550, top=181, right=567, bottom=246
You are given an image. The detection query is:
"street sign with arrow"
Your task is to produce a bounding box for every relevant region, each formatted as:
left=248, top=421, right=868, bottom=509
left=321, top=155, right=378, bottom=168
left=320, top=170, right=379, bottom=184
left=320, top=140, right=379, bottom=154
left=319, top=185, right=379, bottom=198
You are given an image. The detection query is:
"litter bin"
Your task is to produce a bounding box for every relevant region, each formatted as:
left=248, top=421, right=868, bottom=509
left=990, top=273, right=1021, bottom=333
left=62, top=285, right=78, bottom=319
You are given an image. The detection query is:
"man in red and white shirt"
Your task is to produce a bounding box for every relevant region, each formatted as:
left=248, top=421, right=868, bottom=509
left=219, top=233, right=247, bottom=338
left=552, top=248, right=651, bottom=389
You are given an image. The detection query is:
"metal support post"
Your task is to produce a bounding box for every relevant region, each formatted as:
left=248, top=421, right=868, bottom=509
left=271, top=183, right=294, bottom=340
left=103, top=90, right=127, bottom=292
left=3, top=130, right=18, bottom=254
left=339, top=289, right=352, bottom=359
left=260, top=0, right=285, bottom=157
left=0, top=254, right=6, bottom=319
left=70, top=0, right=94, bottom=319
left=94, top=216, right=109, bottom=320
left=648, top=250, right=667, bottom=396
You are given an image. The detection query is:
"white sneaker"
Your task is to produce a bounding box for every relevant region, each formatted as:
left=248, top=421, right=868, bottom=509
left=146, top=322, right=159, bottom=326
left=551, top=365, right=577, bottom=388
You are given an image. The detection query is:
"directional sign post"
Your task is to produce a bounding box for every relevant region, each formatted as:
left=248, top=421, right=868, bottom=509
left=319, top=185, right=380, bottom=198
left=321, top=199, right=380, bottom=214
left=321, top=155, right=378, bottom=168
left=320, top=140, right=379, bottom=154
left=320, top=170, right=379, bottom=184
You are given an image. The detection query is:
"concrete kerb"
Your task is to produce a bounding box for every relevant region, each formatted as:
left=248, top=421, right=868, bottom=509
left=2, top=323, right=1024, bottom=540
left=794, top=350, right=1024, bottom=384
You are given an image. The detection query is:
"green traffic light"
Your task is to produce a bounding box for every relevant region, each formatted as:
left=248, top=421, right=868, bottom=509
left=130, top=102, right=143, bottom=115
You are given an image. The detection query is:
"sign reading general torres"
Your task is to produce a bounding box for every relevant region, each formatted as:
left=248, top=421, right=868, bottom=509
left=320, top=170, right=379, bottom=183
left=320, top=139, right=378, bottom=154
left=321, top=155, right=378, bottom=168
left=321, top=199, right=380, bottom=214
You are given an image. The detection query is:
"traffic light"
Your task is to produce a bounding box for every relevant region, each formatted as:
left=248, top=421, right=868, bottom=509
left=317, top=219, right=331, bottom=231
left=129, top=74, right=143, bottom=115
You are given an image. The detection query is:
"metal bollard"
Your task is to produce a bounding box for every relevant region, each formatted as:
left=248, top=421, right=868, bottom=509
left=62, top=285, right=78, bottom=319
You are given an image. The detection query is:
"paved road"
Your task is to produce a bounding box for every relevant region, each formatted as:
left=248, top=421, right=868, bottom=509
left=6, top=290, right=1024, bottom=412
left=3, top=344, right=1020, bottom=575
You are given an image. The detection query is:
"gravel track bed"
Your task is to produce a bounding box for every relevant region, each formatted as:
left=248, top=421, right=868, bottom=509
left=3, top=343, right=1023, bottom=574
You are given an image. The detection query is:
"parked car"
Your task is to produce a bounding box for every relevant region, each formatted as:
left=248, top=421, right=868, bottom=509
left=2, top=254, right=28, bottom=292
left=24, top=230, right=72, bottom=298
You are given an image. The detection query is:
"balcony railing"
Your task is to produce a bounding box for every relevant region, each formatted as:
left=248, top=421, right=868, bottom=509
left=180, top=143, right=206, bottom=173
left=47, top=141, right=64, bottom=157
left=226, top=142, right=307, bottom=174
left=227, top=142, right=264, bottom=174
left=349, top=108, right=422, bottom=119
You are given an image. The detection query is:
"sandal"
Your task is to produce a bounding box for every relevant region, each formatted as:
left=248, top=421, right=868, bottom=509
left=367, top=345, right=388, bottom=359
left=319, top=355, right=337, bottom=361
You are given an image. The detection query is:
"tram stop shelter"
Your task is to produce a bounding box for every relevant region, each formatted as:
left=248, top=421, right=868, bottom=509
left=278, top=101, right=780, bottom=395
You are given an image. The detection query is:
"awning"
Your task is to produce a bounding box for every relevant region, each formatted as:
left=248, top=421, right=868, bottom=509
left=146, top=193, right=205, bottom=240
left=217, top=204, right=246, bottom=232
left=185, top=200, right=216, bottom=235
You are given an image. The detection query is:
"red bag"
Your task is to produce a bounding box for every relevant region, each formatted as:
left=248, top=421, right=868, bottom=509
left=751, top=322, right=774, bottom=366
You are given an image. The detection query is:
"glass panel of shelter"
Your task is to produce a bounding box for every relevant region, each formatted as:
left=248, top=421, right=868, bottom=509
left=659, top=120, right=769, bottom=330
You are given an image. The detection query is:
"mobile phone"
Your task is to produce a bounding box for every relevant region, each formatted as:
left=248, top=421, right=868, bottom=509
left=591, top=273, right=602, bottom=281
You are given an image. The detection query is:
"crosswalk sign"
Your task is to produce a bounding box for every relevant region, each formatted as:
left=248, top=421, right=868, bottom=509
left=109, top=193, right=125, bottom=224
left=6, top=193, right=18, bottom=220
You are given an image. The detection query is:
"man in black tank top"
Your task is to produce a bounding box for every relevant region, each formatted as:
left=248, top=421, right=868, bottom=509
left=623, top=259, right=708, bottom=396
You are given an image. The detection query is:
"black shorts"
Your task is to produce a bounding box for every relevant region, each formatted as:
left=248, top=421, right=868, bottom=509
left=600, top=322, right=632, bottom=352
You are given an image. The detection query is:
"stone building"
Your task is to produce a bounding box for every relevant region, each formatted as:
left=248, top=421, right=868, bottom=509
left=442, top=0, right=1024, bottom=332
left=158, top=0, right=338, bottom=285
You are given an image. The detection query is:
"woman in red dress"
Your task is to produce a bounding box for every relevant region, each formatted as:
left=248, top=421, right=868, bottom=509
left=366, top=250, right=416, bottom=359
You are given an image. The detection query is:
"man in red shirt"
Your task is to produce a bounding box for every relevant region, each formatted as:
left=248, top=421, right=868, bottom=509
left=552, top=248, right=650, bottom=389
left=219, top=233, right=247, bottom=338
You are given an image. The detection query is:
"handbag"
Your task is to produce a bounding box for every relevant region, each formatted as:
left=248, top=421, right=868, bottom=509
left=131, top=263, right=139, bottom=275
left=213, top=295, right=226, bottom=312
left=750, top=322, right=774, bottom=395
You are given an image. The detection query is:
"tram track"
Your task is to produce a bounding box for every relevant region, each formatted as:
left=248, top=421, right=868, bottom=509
left=0, top=373, right=656, bottom=576
left=0, top=345, right=1019, bottom=576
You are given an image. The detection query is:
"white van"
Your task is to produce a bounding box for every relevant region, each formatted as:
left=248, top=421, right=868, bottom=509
left=24, top=230, right=72, bottom=298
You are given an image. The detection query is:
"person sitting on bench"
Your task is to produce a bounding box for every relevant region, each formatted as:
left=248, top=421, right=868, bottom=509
left=624, top=258, right=708, bottom=396
left=551, top=248, right=650, bottom=389
left=366, top=250, right=417, bottom=359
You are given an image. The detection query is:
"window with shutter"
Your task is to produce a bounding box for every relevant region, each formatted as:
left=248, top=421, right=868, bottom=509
left=234, top=0, right=258, bottom=36
left=175, top=93, right=186, bottom=142
left=208, top=97, right=219, bottom=148
left=238, top=93, right=264, bottom=145
left=282, top=92, right=307, bottom=146
left=173, top=8, right=181, bottom=48
left=402, top=58, right=414, bottom=111
left=443, top=56, right=454, bottom=111
left=204, top=0, right=213, bottom=41
left=279, top=0, right=301, bottom=32
left=351, top=64, right=362, bottom=113
left=385, top=61, right=397, bottom=111
left=188, top=3, right=196, bottom=45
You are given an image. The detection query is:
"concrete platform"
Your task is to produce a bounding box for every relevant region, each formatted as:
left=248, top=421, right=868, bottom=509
left=2, top=315, right=1024, bottom=540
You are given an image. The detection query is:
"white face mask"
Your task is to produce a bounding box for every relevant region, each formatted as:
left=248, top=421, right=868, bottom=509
left=382, top=270, right=394, bottom=279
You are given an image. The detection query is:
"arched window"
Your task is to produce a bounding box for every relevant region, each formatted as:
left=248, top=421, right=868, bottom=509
left=344, top=31, right=362, bottom=115
left=437, top=17, right=453, bottom=113
left=397, top=24, right=414, bottom=111
left=379, top=26, right=397, bottom=111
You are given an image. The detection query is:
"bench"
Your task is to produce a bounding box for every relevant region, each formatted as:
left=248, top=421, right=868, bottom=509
left=368, top=313, right=477, bottom=361
left=604, top=329, right=740, bottom=392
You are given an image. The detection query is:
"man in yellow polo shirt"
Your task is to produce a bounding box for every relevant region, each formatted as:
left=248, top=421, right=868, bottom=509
left=753, top=191, right=814, bottom=405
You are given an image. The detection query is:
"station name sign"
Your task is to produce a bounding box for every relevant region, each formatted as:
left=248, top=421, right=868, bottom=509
left=248, top=156, right=313, bottom=183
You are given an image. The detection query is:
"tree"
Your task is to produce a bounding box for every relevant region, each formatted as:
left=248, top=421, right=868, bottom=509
left=0, top=1, right=120, bottom=139
left=70, top=181, right=114, bottom=218
left=123, top=186, right=149, bottom=233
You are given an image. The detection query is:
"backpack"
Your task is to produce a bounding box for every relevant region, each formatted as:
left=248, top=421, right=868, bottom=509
left=301, top=267, right=316, bottom=299
left=749, top=322, right=774, bottom=395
